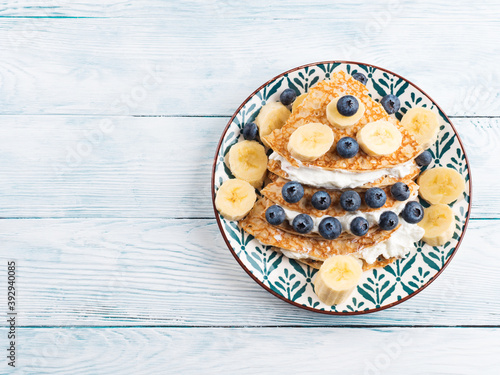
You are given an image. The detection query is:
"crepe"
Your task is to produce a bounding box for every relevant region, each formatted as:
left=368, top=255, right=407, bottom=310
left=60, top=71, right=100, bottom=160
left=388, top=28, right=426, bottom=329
left=263, top=71, right=423, bottom=171
left=237, top=72, right=425, bottom=272
left=261, top=177, right=419, bottom=218
left=240, top=198, right=400, bottom=271
left=274, top=249, right=395, bottom=271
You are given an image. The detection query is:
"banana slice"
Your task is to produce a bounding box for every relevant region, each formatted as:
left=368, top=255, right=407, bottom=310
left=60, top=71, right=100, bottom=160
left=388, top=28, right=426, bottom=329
left=292, top=93, right=308, bottom=112
left=228, top=140, right=268, bottom=189
left=326, top=97, right=365, bottom=128
left=287, top=122, right=334, bottom=162
left=418, top=204, right=455, bottom=246
left=418, top=167, right=465, bottom=204
left=400, top=107, right=440, bottom=148
left=215, top=179, right=256, bottom=221
left=356, top=120, right=402, bottom=156
left=255, top=101, right=291, bottom=147
left=313, top=255, right=363, bottom=305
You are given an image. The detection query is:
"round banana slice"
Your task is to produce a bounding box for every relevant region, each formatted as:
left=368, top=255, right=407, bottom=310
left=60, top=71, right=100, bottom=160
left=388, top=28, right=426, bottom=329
left=255, top=101, right=291, bottom=147
left=418, top=167, right=465, bottom=204
left=215, top=179, right=256, bottom=221
left=326, top=97, right=365, bottom=128
left=313, top=255, right=363, bottom=305
left=292, top=93, right=308, bottom=112
left=400, top=107, right=440, bottom=149
left=356, top=120, right=402, bottom=156
left=418, top=204, right=455, bottom=246
left=228, top=140, right=268, bottom=189
left=287, top=122, right=334, bottom=162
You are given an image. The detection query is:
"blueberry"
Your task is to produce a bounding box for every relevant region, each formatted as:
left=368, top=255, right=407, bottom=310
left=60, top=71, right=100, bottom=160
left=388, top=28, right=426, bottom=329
left=365, top=187, right=387, bottom=208
left=401, top=201, right=424, bottom=224
left=337, top=95, right=359, bottom=117
left=390, top=182, right=410, bottom=201
left=242, top=122, right=258, bottom=140
left=380, top=94, right=401, bottom=115
left=415, top=150, right=432, bottom=167
left=318, top=217, right=342, bottom=240
left=311, top=191, right=331, bottom=210
left=352, top=72, right=367, bottom=85
left=292, top=213, right=314, bottom=234
left=336, top=136, right=359, bottom=158
left=350, top=217, right=369, bottom=236
left=265, top=205, right=285, bottom=226
left=280, top=89, right=297, bottom=106
left=379, top=211, right=399, bottom=231
left=340, top=190, right=361, bottom=211
left=281, top=181, right=304, bottom=203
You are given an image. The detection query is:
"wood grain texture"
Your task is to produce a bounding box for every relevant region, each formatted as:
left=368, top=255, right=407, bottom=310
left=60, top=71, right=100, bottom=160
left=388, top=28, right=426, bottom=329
left=0, top=1, right=498, bottom=371
left=3, top=327, right=499, bottom=374
left=0, top=116, right=495, bottom=218
left=1, top=0, right=500, bottom=19
left=0, top=18, right=499, bottom=116
left=0, top=218, right=496, bottom=327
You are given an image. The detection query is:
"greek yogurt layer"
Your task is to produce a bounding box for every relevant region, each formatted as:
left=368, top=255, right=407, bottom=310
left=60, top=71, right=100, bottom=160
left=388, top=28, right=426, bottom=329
left=270, top=152, right=415, bottom=189
left=282, top=194, right=418, bottom=235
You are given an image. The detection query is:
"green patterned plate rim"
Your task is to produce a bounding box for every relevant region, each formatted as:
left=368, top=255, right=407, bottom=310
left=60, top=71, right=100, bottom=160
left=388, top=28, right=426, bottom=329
left=211, top=61, right=472, bottom=315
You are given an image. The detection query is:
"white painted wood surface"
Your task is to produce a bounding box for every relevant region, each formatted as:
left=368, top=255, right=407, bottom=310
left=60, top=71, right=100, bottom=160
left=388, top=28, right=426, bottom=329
left=0, top=218, right=497, bottom=326
left=2, top=0, right=500, bottom=19
left=3, top=327, right=499, bottom=374
left=0, top=116, right=496, bottom=218
left=0, top=18, right=499, bottom=116
left=0, top=0, right=498, bottom=373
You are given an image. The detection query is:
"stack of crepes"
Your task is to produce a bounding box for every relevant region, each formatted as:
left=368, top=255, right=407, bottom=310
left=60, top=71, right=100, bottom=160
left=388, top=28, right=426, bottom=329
left=240, top=71, right=425, bottom=271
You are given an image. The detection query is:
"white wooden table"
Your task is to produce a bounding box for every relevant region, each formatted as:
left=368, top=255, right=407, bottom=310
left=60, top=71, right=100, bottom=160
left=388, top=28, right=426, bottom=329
left=1, top=1, right=499, bottom=373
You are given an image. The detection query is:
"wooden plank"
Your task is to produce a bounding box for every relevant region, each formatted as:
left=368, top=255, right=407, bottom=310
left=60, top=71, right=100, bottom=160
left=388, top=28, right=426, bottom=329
left=0, top=115, right=219, bottom=218
left=0, top=18, right=499, bottom=116
left=0, top=218, right=497, bottom=327
left=1, top=0, right=500, bottom=19
left=5, top=327, right=500, bottom=374
left=0, top=116, right=496, bottom=218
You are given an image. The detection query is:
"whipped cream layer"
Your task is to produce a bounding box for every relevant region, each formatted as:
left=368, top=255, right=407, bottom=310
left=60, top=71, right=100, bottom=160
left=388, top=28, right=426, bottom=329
left=270, top=152, right=415, bottom=189
left=360, top=220, right=424, bottom=264
left=281, top=194, right=418, bottom=235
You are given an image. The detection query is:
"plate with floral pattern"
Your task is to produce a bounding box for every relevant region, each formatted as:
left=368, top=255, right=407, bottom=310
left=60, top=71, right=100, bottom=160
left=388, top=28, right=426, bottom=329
left=211, top=61, right=471, bottom=314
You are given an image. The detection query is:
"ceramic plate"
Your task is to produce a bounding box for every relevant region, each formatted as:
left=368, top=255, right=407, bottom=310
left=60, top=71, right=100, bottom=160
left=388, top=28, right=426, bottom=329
left=211, top=61, right=471, bottom=314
